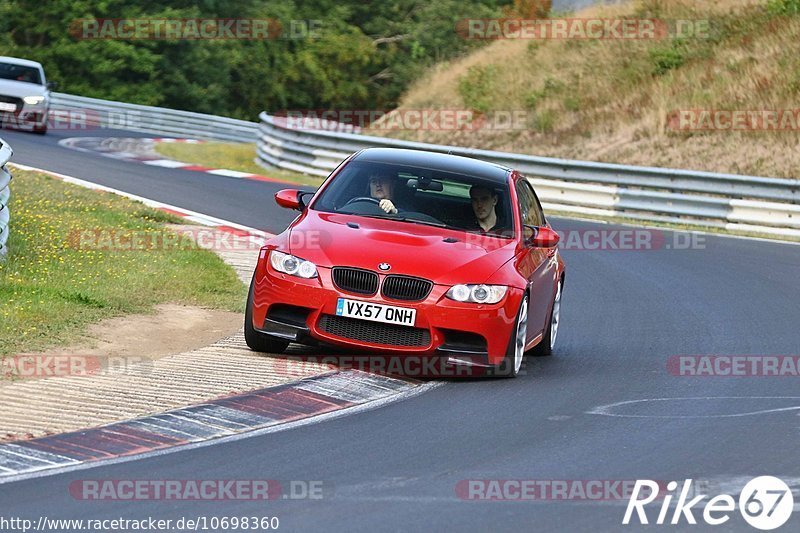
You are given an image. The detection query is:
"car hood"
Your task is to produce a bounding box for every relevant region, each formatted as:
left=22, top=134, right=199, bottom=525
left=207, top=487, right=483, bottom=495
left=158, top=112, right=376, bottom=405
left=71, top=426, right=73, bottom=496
left=287, top=211, right=517, bottom=284
left=0, top=79, right=46, bottom=99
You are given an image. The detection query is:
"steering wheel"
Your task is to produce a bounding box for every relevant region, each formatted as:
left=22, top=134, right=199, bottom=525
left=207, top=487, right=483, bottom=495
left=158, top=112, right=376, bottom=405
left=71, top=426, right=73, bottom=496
left=343, top=196, right=381, bottom=207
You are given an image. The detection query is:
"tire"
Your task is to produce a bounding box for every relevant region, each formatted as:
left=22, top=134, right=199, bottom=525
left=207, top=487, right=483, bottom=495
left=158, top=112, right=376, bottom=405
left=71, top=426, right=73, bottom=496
left=530, top=279, right=562, bottom=357
left=490, top=294, right=529, bottom=378
left=244, top=277, right=289, bottom=354
left=32, top=113, right=47, bottom=134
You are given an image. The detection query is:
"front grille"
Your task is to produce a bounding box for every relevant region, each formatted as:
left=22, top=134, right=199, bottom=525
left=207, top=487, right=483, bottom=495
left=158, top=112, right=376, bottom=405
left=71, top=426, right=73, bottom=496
left=318, top=315, right=430, bottom=347
left=332, top=267, right=378, bottom=295
left=0, top=95, right=22, bottom=113
left=382, top=275, right=433, bottom=301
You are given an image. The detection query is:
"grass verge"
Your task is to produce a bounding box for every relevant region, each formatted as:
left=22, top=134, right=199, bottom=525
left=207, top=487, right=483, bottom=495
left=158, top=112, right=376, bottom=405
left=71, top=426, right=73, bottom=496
left=0, top=169, right=246, bottom=355
left=154, top=141, right=325, bottom=187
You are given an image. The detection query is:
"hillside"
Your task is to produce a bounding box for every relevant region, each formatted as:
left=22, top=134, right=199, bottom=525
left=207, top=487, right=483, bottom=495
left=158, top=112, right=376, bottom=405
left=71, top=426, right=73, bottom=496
left=372, top=0, right=800, bottom=178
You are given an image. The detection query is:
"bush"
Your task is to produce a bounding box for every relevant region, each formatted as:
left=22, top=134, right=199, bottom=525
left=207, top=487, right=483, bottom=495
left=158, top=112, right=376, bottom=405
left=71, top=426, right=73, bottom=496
left=767, top=0, right=800, bottom=15
left=458, top=65, right=496, bottom=113
left=649, top=40, right=689, bottom=76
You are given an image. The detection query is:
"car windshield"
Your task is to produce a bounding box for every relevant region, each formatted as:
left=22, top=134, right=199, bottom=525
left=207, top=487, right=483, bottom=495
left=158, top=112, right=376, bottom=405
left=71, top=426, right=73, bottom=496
left=311, top=160, right=515, bottom=238
left=0, top=63, right=42, bottom=85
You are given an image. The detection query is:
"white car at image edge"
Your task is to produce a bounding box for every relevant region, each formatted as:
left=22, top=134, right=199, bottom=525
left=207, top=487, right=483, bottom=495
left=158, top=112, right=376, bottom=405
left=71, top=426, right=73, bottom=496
left=0, top=56, right=54, bottom=134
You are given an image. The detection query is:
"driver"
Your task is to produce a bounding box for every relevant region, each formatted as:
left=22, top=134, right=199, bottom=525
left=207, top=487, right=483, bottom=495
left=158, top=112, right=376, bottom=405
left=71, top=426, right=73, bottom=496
left=368, top=172, right=400, bottom=214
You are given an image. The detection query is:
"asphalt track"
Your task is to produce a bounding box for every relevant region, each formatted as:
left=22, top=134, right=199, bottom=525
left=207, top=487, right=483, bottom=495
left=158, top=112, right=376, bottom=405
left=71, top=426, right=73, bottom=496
left=1, top=126, right=799, bottom=532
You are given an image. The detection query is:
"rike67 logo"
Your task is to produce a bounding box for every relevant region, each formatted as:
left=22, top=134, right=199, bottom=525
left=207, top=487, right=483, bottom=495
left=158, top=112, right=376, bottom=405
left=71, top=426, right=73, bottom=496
left=624, top=476, right=794, bottom=530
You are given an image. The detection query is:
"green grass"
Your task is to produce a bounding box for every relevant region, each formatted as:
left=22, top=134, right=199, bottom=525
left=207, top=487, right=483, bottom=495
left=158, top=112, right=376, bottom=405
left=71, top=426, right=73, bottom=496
left=0, top=169, right=246, bottom=355
left=154, top=142, right=325, bottom=187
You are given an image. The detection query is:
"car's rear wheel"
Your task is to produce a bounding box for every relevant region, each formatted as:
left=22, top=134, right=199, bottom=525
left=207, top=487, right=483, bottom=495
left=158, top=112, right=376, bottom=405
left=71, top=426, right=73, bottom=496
left=530, top=279, right=562, bottom=357
left=490, top=294, right=528, bottom=378
left=244, top=277, right=290, bottom=354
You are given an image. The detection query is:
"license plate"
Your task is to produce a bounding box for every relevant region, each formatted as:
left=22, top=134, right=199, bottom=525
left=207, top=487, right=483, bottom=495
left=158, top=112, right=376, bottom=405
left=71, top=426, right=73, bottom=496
left=0, top=103, right=15, bottom=112
left=335, top=298, right=416, bottom=327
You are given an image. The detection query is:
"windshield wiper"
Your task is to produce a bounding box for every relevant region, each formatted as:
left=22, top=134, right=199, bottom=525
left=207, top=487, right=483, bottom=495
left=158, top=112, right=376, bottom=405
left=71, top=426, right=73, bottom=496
left=345, top=213, right=450, bottom=229
left=392, top=217, right=449, bottom=229
left=465, top=229, right=514, bottom=239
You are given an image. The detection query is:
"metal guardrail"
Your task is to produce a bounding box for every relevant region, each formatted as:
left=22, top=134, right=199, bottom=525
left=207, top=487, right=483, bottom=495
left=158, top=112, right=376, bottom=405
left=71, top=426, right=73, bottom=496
left=256, top=112, right=800, bottom=237
left=0, top=138, right=13, bottom=260
left=50, top=93, right=258, bottom=142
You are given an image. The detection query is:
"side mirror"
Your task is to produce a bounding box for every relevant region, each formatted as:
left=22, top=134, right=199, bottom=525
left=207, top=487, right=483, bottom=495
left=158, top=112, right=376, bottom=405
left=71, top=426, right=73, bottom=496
left=524, top=225, right=559, bottom=248
left=46, top=81, right=58, bottom=91
left=275, top=189, right=303, bottom=210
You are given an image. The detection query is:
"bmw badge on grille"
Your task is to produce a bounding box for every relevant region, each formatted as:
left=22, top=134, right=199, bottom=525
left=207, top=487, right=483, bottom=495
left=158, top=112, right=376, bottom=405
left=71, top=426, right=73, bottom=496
left=378, top=263, right=391, bottom=271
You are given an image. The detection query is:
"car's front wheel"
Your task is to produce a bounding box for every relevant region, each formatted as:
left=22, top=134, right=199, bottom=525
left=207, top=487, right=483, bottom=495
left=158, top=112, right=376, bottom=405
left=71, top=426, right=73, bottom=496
left=530, top=279, right=562, bottom=357
left=30, top=112, right=47, bottom=134
left=244, top=277, right=290, bottom=354
left=490, top=294, right=528, bottom=378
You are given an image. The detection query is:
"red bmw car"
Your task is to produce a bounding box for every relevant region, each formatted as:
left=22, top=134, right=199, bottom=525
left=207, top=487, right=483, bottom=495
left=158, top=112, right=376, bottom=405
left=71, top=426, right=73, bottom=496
left=245, top=148, right=565, bottom=377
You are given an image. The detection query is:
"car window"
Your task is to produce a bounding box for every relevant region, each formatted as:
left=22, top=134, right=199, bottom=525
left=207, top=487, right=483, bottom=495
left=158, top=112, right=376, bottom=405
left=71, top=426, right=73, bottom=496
left=516, top=179, right=544, bottom=227
left=0, top=63, right=43, bottom=85
left=524, top=180, right=546, bottom=226
left=311, top=160, right=514, bottom=237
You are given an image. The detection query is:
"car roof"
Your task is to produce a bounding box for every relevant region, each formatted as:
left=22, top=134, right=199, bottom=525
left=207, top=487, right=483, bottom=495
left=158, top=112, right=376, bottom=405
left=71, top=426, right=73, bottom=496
left=0, top=56, right=44, bottom=69
left=351, top=147, right=511, bottom=184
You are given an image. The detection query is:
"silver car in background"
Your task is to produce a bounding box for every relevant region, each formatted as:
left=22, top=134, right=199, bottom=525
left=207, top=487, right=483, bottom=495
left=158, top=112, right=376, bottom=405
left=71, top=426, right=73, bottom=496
left=0, top=56, right=53, bottom=134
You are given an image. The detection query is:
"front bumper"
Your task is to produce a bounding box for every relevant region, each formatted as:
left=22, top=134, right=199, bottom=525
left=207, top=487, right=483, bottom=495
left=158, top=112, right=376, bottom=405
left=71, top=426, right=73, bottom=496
left=0, top=100, right=48, bottom=128
left=250, top=253, right=522, bottom=366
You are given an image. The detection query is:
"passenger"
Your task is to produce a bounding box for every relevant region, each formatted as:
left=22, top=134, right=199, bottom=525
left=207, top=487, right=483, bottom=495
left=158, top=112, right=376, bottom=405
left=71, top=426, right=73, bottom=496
left=469, top=184, right=502, bottom=233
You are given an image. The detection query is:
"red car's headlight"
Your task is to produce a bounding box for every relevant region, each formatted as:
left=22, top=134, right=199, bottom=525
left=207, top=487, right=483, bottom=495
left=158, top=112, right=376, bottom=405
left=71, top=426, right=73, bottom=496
left=446, top=284, right=507, bottom=304
left=269, top=250, right=318, bottom=279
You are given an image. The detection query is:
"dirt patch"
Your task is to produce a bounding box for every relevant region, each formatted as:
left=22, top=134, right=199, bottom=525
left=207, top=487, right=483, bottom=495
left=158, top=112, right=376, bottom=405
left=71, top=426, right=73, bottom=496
left=77, top=303, right=243, bottom=359
left=4, top=304, right=243, bottom=382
